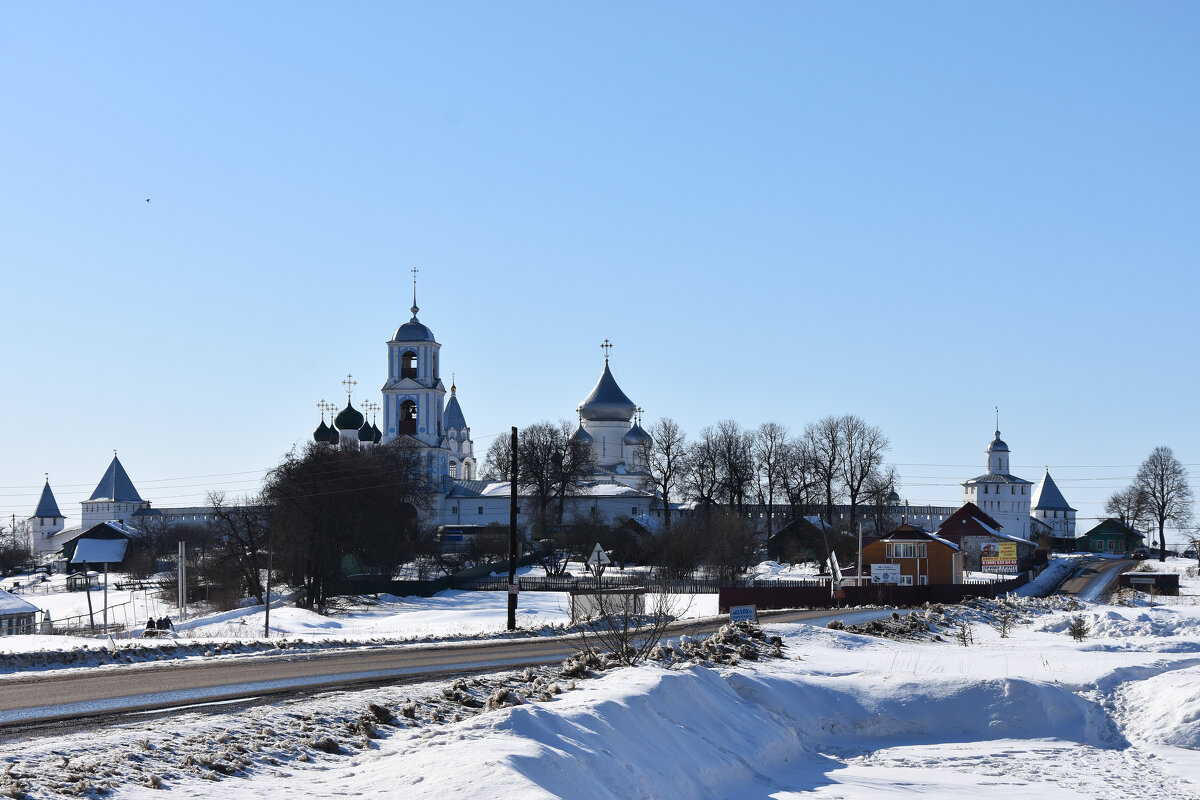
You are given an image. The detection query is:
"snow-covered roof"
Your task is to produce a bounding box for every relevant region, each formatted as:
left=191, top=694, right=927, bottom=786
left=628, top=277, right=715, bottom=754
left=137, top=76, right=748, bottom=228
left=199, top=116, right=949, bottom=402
left=71, top=537, right=129, bottom=565
left=87, top=456, right=143, bottom=503
left=0, top=589, right=39, bottom=616
left=963, top=472, right=1032, bottom=486
left=447, top=479, right=651, bottom=499
left=1032, top=470, right=1076, bottom=511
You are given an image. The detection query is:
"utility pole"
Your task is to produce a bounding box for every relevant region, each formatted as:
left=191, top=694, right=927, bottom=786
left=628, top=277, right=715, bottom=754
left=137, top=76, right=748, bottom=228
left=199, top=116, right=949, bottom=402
left=264, top=524, right=273, bottom=638
left=507, top=426, right=519, bottom=631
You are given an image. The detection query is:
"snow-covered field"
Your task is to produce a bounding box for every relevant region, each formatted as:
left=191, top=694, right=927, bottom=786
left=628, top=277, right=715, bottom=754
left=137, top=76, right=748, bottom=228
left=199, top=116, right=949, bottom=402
left=2, top=556, right=1200, bottom=798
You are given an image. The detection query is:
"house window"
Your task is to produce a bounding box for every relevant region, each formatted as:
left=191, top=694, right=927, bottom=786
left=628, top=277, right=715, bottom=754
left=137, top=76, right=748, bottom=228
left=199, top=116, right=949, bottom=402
left=451, top=507, right=458, bottom=515
left=899, top=575, right=914, bottom=586
left=478, top=506, right=484, bottom=515
left=1010, top=487, right=1014, bottom=494
left=919, top=575, right=928, bottom=585
left=632, top=506, right=639, bottom=515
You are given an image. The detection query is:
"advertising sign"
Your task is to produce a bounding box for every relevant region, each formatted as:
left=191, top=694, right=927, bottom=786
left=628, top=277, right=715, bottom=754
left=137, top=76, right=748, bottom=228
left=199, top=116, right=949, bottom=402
left=729, top=604, right=758, bottom=623
left=998, top=543, right=1018, bottom=559
left=981, top=557, right=1018, bottom=574
left=870, top=564, right=901, bottom=584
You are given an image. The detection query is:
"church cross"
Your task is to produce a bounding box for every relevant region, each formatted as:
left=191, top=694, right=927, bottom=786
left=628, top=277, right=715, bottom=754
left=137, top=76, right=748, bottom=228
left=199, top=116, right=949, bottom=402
left=601, top=339, right=613, bottom=362
left=317, top=399, right=327, bottom=420
left=342, top=374, right=357, bottom=402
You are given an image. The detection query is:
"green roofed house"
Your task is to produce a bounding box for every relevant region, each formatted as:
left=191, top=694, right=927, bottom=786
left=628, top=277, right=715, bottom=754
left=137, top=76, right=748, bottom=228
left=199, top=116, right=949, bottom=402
left=1078, top=518, right=1145, bottom=555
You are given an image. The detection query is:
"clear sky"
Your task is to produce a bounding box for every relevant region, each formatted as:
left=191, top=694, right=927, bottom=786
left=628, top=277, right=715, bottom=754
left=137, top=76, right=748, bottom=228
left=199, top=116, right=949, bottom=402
left=3, top=3, right=1198, bottom=543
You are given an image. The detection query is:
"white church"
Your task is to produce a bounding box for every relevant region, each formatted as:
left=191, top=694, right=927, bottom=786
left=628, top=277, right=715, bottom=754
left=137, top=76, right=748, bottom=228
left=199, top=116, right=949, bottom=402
left=961, top=425, right=1076, bottom=542
left=309, top=284, right=666, bottom=533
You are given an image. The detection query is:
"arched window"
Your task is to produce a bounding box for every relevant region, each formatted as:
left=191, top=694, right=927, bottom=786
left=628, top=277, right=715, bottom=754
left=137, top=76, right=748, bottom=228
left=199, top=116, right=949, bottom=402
left=401, top=350, right=418, bottom=379
left=464, top=463, right=472, bottom=480
left=449, top=461, right=458, bottom=478
left=399, top=400, right=418, bottom=435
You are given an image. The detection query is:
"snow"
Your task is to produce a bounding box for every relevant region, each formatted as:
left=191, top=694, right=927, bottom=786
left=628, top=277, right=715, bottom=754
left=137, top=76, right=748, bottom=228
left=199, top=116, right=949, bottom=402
left=3, top=556, right=1200, bottom=798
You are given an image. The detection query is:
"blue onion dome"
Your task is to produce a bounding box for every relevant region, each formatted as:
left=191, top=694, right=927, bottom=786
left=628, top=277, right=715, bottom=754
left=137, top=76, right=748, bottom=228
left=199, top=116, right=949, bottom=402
left=391, top=304, right=436, bottom=342
left=358, top=419, right=374, bottom=441
left=372, top=423, right=383, bottom=444
left=570, top=423, right=593, bottom=445
left=314, top=420, right=332, bottom=443
left=334, top=402, right=365, bottom=431
left=887, top=487, right=901, bottom=504
left=578, top=362, right=637, bottom=422
left=623, top=423, right=652, bottom=446
left=986, top=431, right=1009, bottom=453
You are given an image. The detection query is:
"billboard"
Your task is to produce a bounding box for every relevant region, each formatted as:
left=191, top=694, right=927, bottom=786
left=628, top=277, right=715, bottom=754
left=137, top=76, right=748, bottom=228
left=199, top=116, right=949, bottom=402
left=870, top=564, right=902, bottom=584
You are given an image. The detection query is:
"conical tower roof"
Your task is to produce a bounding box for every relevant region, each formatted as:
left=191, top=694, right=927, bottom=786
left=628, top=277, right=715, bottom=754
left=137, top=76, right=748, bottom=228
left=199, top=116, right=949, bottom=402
left=444, top=385, right=468, bottom=431
left=33, top=479, right=62, bottom=518
left=1032, top=469, right=1076, bottom=512
left=88, top=456, right=143, bottom=503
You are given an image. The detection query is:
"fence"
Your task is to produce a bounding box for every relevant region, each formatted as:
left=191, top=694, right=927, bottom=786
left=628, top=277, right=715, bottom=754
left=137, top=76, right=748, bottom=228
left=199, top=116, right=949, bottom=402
left=718, top=572, right=1030, bottom=613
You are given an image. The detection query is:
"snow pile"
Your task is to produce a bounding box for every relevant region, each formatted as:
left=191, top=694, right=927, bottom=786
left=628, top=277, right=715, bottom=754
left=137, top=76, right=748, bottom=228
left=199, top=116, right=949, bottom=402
left=1038, top=608, right=1200, bottom=640
left=1115, top=664, right=1200, bottom=749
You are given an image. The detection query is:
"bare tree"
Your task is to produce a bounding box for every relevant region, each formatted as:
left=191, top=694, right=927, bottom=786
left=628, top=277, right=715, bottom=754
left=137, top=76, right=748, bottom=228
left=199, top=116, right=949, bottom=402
left=516, top=421, right=595, bottom=535
left=863, top=465, right=900, bottom=536
left=838, top=415, right=890, bottom=532
left=778, top=437, right=817, bottom=508
left=714, top=419, right=754, bottom=510
left=639, top=418, right=688, bottom=530
left=577, top=582, right=688, bottom=666
left=1135, top=446, right=1194, bottom=562
left=804, top=415, right=843, bottom=531
left=684, top=426, right=722, bottom=507
left=752, top=422, right=789, bottom=538
left=1105, top=485, right=1151, bottom=552
left=206, top=491, right=270, bottom=604
left=481, top=434, right=514, bottom=481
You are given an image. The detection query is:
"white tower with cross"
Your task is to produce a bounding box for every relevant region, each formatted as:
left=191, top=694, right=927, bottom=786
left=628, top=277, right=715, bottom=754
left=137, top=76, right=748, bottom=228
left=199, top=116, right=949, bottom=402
left=381, top=269, right=451, bottom=477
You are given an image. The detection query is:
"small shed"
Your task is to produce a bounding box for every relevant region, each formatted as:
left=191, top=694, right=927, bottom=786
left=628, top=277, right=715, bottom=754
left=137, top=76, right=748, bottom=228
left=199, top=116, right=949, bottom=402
left=0, top=589, right=40, bottom=636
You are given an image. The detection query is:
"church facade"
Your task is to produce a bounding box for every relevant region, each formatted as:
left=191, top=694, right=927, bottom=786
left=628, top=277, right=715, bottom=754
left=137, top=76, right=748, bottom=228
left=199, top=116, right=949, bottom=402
left=960, top=427, right=1076, bottom=542
left=311, top=290, right=663, bottom=534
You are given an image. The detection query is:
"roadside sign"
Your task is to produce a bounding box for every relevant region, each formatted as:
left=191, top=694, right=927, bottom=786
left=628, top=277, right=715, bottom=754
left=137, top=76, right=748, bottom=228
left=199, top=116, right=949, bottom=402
left=586, top=543, right=611, bottom=567
left=982, top=557, right=1018, bottom=574
left=729, top=604, right=758, bottom=623
left=508, top=581, right=520, bottom=595
left=1129, top=576, right=1157, bottom=585
left=998, top=543, right=1018, bottom=559
left=870, top=564, right=901, bottom=584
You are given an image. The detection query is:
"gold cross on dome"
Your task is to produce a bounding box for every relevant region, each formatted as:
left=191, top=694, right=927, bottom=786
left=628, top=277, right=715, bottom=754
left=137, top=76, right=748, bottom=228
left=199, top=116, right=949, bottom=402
left=342, top=374, right=357, bottom=401
left=601, top=339, right=613, bottom=362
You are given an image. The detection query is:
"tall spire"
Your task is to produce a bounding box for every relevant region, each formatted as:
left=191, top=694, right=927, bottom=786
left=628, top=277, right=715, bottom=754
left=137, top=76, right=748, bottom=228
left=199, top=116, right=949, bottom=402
left=410, top=266, right=420, bottom=320
left=994, top=405, right=1000, bottom=437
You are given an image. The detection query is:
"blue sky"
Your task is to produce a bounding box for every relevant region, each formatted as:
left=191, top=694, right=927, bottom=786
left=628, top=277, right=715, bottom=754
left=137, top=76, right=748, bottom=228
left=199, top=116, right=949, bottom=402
left=3, top=3, right=1198, bottom=542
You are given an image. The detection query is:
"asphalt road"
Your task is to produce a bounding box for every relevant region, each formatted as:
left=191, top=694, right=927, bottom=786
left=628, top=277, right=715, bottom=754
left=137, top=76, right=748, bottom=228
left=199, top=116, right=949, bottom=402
left=1056, top=557, right=1133, bottom=599
left=0, top=607, right=871, bottom=729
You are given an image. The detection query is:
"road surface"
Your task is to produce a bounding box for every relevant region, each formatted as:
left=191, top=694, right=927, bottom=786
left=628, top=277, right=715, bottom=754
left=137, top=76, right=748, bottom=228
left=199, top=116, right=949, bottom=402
left=1057, top=557, right=1133, bottom=601
left=0, top=607, right=887, bottom=728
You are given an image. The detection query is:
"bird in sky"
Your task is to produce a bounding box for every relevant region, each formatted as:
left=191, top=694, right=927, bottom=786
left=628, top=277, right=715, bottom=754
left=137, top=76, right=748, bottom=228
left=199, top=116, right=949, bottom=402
left=145, top=198, right=150, bottom=203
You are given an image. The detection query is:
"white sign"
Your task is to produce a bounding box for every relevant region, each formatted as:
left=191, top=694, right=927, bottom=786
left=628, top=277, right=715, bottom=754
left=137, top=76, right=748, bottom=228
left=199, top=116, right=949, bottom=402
left=729, top=604, right=758, bottom=624
left=508, top=582, right=520, bottom=595
left=586, top=543, right=611, bottom=567
left=870, top=564, right=902, bottom=584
